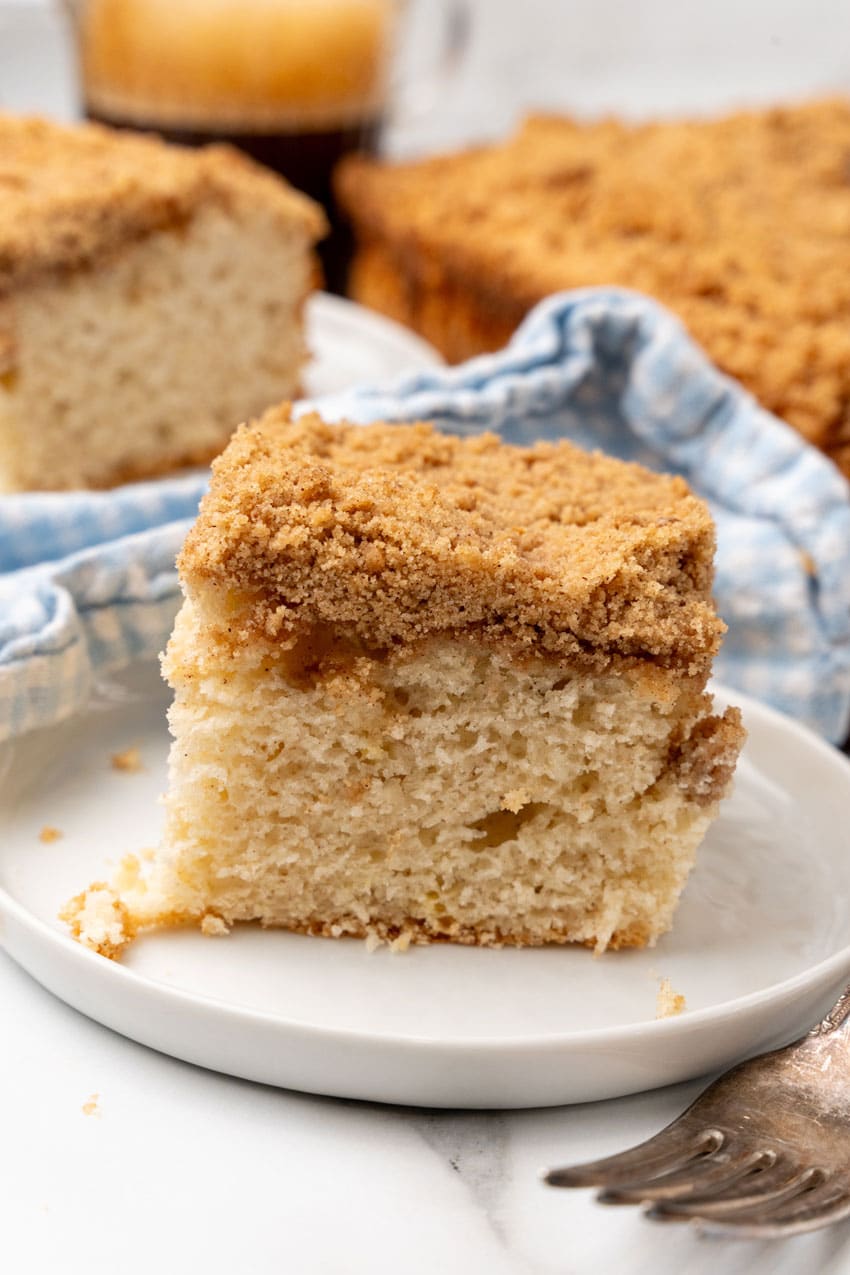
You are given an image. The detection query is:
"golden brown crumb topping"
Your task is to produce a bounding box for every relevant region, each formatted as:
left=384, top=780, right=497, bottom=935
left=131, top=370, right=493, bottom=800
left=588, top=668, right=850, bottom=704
left=337, top=99, right=850, bottom=473
left=180, top=405, right=724, bottom=672
left=0, top=113, right=324, bottom=293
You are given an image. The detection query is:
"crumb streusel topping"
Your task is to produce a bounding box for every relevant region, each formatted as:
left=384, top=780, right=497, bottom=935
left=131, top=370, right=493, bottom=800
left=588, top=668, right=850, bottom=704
left=180, top=405, right=723, bottom=673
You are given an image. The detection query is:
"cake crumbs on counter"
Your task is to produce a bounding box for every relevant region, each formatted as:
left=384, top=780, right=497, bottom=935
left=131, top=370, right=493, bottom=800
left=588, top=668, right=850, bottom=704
left=38, top=825, right=62, bottom=843
left=81, top=1093, right=101, bottom=1117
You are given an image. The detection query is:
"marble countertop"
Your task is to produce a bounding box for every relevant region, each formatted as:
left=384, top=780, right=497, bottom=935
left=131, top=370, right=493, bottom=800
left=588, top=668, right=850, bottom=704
left=4, top=3, right=850, bottom=1271
left=5, top=947, right=850, bottom=1275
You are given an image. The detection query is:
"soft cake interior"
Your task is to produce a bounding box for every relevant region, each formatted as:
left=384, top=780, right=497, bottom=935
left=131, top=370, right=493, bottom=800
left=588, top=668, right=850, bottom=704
left=108, top=593, right=738, bottom=954
left=0, top=205, right=313, bottom=491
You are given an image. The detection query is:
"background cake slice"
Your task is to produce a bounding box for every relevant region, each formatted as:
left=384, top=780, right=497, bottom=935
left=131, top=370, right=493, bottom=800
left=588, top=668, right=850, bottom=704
left=64, top=406, right=744, bottom=956
left=0, top=114, right=324, bottom=491
left=337, top=99, right=850, bottom=478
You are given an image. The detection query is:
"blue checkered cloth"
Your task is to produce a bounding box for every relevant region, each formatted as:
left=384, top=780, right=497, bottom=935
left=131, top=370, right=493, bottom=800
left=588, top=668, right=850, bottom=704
left=2, top=288, right=850, bottom=744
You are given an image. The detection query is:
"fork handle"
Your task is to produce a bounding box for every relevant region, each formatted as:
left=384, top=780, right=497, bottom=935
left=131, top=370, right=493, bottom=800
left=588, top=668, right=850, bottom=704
left=811, top=984, right=850, bottom=1036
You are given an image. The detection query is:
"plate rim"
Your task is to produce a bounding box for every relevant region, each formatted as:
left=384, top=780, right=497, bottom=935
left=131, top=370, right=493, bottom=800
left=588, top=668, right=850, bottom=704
left=2, top=681, right=849, bottom=1056
left=305, top=291, right=445, bottom=374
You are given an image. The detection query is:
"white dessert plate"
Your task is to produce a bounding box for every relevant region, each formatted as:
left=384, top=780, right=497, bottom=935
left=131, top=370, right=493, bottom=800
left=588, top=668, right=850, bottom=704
left=304, top=292, right=443, bottom=395
left=2, top=665, right=850, bottom=1109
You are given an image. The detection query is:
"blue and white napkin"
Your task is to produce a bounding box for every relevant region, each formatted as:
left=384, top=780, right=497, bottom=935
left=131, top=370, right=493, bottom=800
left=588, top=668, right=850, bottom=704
left=2, top=287, right=849, bottom=743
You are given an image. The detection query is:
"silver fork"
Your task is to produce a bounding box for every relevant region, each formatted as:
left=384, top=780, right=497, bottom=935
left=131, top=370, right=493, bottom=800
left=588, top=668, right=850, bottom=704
left=545, top=985, right=850, bottom=1238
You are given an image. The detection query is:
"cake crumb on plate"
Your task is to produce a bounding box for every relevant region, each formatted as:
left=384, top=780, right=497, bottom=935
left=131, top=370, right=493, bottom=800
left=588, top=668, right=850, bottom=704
left=81, top=1093, right=101, bottom=1117
left=200, top=913, right=230, bottom=937
left=110, top=747, right=143, bottom=773
left=656, top=977, right=687, bottom=1018
left=59, top=882, right=136, bottom=959
left=38, top=825, right=62, bottom=842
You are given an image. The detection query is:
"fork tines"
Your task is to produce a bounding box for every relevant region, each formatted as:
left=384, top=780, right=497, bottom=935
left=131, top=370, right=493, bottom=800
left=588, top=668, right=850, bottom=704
left=545, top=1130, right=850, bottom=1238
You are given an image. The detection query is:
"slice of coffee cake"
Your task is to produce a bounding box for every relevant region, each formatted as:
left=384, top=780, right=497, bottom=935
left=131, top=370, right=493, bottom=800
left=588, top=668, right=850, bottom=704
left=0, top=114, right=324, bottom=491
left=64, top=406, right=743, bottom=956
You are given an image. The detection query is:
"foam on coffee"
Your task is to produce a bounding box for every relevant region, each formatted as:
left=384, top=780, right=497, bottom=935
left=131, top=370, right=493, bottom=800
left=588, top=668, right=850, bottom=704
left=80, top=0, right=396, bottom=130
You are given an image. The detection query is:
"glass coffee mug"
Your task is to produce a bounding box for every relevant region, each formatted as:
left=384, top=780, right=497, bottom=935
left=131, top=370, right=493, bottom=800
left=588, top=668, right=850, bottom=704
left=65, top=0, right=470, bottom=291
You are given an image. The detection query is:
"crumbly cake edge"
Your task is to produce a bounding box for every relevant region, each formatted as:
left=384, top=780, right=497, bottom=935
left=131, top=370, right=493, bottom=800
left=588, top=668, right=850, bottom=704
left=59, top=889, right=660, bottom=962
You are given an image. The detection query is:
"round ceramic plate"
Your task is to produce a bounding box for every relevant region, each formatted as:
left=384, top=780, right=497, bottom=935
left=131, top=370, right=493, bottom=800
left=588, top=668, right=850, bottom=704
left=304, top=292, right=443, bottom=394
left=2, top=665, right=850, bottom=1110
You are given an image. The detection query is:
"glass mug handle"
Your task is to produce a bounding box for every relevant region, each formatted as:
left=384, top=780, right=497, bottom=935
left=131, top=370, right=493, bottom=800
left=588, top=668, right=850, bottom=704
left=388, top=0, right=472, bottom=148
